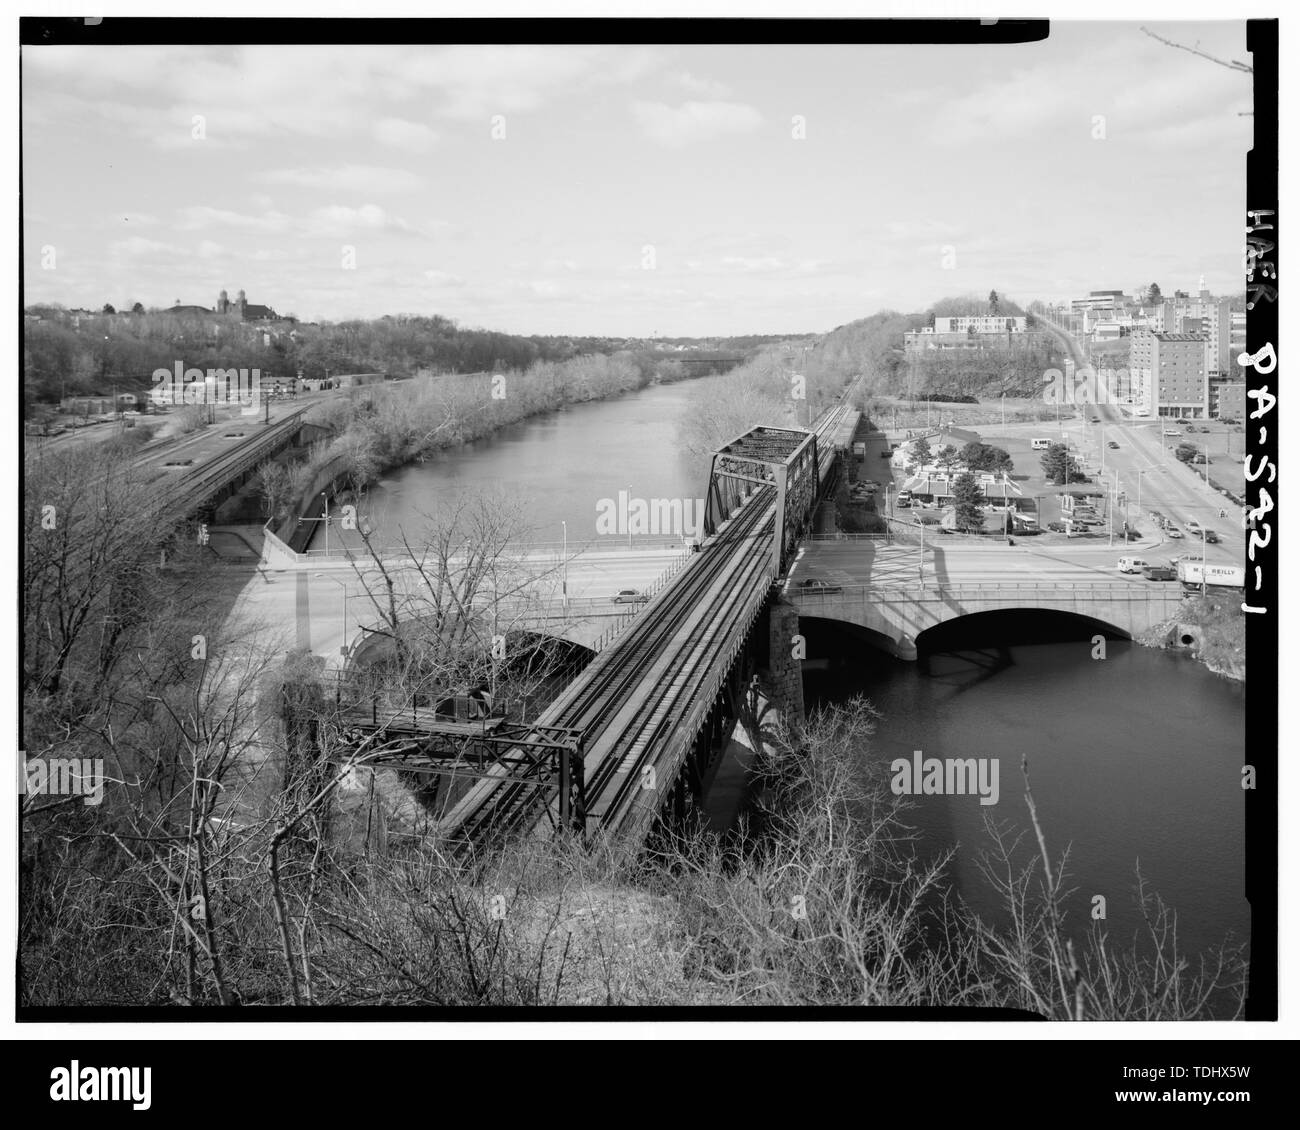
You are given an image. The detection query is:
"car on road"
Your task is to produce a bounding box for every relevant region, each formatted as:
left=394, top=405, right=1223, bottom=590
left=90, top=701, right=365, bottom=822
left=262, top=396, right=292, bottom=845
left=1204, top=530, right=1220, bottom=544
left=1162, top=428, right=1182, bottom=437
left=1166, top=527, right=1183, bottom=538
left=1142, top=564, right=1177, bottom=581
left=1117, top=556, right=1150, bottom=574
left=1107, top=440, right=1120, bottom=450
left=1149, top=510, right=1165, bottom=523
left=798, top=578, right=842, bottom=595
left=611, top=589, right=650, bottom=604
left=1184, top=519, right=1202, bottom=533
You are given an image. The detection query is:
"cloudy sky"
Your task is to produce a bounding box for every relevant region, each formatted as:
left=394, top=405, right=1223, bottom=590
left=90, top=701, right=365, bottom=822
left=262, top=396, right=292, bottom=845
left=22, top=23, right=1253, bottom=335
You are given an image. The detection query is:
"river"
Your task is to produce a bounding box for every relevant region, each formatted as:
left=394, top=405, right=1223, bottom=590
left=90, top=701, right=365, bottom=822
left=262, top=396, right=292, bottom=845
left=313, top=376, right=723, bottom=554
left=344, top=375, right=1248, bottom=972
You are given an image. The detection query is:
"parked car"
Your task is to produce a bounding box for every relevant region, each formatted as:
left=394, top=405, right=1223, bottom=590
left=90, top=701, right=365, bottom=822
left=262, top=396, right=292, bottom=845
left=611, top=589, right=650, bottom=604
left=798, top=578, right=842, bottom=595
left=1047, top=521, right=1068, bottom=533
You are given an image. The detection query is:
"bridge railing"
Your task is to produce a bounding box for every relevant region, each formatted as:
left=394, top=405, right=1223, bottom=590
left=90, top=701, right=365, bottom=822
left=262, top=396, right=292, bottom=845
left=287, top=534, right=696, bottom=564
left=803, top=532, right=890, bottom=543
left=779, top=579, right=1185, bottom=602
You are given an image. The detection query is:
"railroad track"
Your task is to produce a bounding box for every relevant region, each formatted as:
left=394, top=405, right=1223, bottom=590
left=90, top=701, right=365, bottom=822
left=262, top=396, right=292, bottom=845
left=440, top=402, right=859, bottom=852
left=157, top=409, right=308, bottom=519
left=444, top=490, right=777, bottom=848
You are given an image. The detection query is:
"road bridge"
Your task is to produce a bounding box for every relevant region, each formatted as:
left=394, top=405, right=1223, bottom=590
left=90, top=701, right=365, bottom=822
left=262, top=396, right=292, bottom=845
left=782, top=577, right=1183, bottom=660
left=154, top=407, right=312, bottom=524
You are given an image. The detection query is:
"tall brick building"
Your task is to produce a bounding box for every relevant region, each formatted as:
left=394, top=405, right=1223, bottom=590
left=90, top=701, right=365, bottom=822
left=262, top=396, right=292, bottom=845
left=1129, top=330, right=1208, bottom=419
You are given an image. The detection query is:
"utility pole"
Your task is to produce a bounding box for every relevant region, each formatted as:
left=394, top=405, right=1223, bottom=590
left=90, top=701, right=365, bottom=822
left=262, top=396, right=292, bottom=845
left=1200, top=527, right=1207, bottom=595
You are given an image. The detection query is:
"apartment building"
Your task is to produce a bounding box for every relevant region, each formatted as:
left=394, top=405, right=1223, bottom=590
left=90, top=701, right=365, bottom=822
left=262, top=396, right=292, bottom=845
left=1129, top=330, right=1209, bottom=418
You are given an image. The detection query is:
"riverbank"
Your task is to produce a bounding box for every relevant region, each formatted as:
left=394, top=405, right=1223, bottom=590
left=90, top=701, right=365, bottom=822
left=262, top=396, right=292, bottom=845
left=276, top=355, right=733, bottom=539
left=1138, top=593, right=1247, bottom=681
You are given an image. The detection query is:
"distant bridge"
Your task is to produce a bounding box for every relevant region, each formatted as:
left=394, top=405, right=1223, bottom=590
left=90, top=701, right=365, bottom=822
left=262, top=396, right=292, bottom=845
left=157, top=408, right=312, bottom=524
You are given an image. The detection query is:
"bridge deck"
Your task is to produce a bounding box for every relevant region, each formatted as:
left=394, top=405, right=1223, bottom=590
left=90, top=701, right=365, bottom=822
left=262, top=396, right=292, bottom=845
left=437, top=403, right=858, bottom=849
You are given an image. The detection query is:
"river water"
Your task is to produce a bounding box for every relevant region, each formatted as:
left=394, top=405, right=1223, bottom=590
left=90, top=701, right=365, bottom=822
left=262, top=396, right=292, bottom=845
left=316, top=376, right=721, bottom=554
left=352, top=376, right=1249, bottom=972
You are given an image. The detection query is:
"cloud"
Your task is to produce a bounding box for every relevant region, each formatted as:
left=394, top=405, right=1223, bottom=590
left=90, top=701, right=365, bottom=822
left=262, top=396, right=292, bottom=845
left=669, top=71, right=732, bottom=98
left=306, top=204, right=425, bottom=236
left=631, top=100, right=764, bottom=147
left=257, top=165, right=426, bottom=194
left=176, top=206, right=292, bottom=234
left=409, top=45, right=663, bottom=120
left=374, top=117, right=440, bottom=152
left=174, top=203, right=434, bottom=239
left=108, top=237, right=190, bottom=259
left=112, top=212, right=160, bottom=227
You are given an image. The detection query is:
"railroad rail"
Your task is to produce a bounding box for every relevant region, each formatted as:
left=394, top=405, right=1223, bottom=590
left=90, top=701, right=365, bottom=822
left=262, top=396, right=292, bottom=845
left=156, top=408, right=308, bottom=520
left=435, top=400, right=858, bottom=851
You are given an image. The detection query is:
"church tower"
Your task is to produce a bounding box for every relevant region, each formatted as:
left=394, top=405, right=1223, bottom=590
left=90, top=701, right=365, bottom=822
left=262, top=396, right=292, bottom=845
left=217, top=289, right=229, bottom=314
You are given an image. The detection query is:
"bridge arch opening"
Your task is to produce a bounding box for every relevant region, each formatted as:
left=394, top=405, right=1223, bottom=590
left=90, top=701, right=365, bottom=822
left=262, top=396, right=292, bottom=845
left=797, top=615, right=906, bottom=664
left=915, top=607, right=1132, bottom=656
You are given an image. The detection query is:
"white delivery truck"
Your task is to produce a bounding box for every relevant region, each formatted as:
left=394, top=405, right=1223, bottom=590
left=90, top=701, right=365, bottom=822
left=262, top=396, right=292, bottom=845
left=1175, top=560, right=1246, bottom=593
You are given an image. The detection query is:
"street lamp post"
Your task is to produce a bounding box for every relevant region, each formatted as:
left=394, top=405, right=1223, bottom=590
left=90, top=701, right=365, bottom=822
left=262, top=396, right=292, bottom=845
left=561, top=520, right=568, bottom=611
left=1200, top=526, right=1207, bottom=595
left=314, top=573, right=349, bottom=658
left=627, top=485, right=633, bottom=548
left=301, top=493, right=334, bottom=555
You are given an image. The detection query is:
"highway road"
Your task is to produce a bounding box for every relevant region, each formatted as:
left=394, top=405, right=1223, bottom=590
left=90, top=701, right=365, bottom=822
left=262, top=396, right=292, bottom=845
left=1051, top=326, right=1245, bottom=569
left=792, top=538, right=1187, bottom=590
left=224, top=546, right=687, bottom=663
